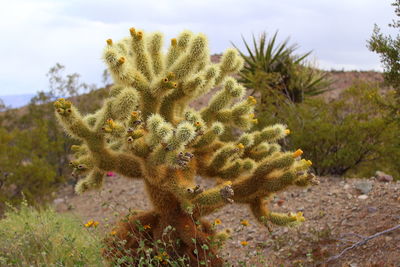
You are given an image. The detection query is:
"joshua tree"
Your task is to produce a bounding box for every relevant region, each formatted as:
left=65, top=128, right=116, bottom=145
left=54, top=28, right=318, bottom=266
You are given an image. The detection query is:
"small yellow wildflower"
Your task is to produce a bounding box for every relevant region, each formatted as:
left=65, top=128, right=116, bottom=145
left=93, top=221, right=99, bottom=227
left=240, top=220, right=249, bottom=227
left=84, top=219, right=94, bottom=228
left=247, top=96, right=257, bottom=104
left=214, top=219, right=222, bottom=225
left=143, top=224, right=151, bottom=230
left=293, top=212, right=305, bottom=222
left=155, top=255, right=162, bottom=261
left=240, top=241, right=249, bottom=246
left=292, top=149, right=303, bottom=158
left=110, top=230, right=117, bottom=235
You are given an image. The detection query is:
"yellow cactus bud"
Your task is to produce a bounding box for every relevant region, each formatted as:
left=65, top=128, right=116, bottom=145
left=252, top=119, right=258, bottom=124
left=106, top=39, right=113, bottom=45
left=172, top=82, right=178, bottom=88
left=249, top=113, right=255, bottom=119
left=237, top=143, right=245, bottom=150
left=306, top=159, right=312, bottom=166
left=163, top=77, right=169, bottom=83
left=131, top=111, right=138, bottom=117
left=129, top=27, right=136, bottom=36
left=171, top=38, right=177, bottom=46
left=293, top=149, right=303, bottom=158
left=195, top=121, right=201, bottom=127
left=137, top=31, right=143, bottom=39
left=118, top=57, right=125, bottom=64
left=285, top=129, right=291, bottom=135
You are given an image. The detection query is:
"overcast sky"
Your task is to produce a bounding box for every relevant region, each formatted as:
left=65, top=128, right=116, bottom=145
left=0, top=0, right=396, bottom=96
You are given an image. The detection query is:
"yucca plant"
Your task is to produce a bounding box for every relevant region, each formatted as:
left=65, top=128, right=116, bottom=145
left=232, top=32, right=330, bottom=104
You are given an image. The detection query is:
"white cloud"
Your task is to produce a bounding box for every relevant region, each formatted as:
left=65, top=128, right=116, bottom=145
left=0, top=0, right=394, bottom=95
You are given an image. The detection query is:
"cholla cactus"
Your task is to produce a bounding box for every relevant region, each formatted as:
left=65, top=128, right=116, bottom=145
left=54, top=28, right=318, bottom=266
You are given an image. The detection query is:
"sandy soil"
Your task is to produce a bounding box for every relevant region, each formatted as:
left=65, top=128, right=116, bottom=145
left=55, top=175, right=400, bottom=267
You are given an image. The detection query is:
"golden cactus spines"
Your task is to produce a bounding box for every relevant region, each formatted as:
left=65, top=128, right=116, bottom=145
left=54, top=28, right=318, bottom=267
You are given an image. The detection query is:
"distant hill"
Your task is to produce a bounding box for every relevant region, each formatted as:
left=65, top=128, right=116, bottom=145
left=0, top=93, right=35, bottom=108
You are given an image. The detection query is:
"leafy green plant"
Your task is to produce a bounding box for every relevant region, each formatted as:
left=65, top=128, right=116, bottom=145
left=262, top=82, right=400, bottom=178
left=368, top=0, right=400, bottom=123
left=0, top=199, right=104, bottom=266
left=233, top=31, right=330, bottom=104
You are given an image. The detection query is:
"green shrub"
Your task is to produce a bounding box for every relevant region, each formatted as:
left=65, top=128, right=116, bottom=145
left=258, top=82, right=400, bottom=178
left=0, top=199, right=104, bottom=266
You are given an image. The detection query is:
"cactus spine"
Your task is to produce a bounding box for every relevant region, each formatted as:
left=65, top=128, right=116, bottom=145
left=54, top=28, right=318, bottom=266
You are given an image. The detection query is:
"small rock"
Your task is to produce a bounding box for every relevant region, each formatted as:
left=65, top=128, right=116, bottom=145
left=358, top=194, right=368, bottom=200
left=355, top=181, right=373, bottom=194
left=367, top=206, right=377, bottom=213
left=53, top=198, right=64, bottom=205
left=344, top=184, right=351, bottom=190
left=347, top=193, right=353, bottom=199
left=375, top=171, right=393, bottom=183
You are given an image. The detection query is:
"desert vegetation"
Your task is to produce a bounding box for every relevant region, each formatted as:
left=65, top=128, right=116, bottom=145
left=1, top=2, right=400, bottom=266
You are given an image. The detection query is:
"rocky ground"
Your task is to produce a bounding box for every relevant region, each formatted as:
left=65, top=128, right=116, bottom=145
left=55, top=175, right=400, bottom=267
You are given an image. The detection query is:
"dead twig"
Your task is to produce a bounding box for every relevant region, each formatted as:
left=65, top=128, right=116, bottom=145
left=326, top=224, right=400, bottom=263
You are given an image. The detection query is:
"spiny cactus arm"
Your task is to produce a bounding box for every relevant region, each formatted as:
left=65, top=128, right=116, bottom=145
left=54, top=99, right=144, bottom=178
left=214, top=48, right=244, bottom=86
left=191, top=182, right=234, bottom=215
left=200, top=78, right=245, bottom=123
left=129, top=28, right=153, bottom=81
left=165, top=30, right=193, bottom=69
left=75, top=168, right=105, bottom=194
left=158, top=66, right=216, bottom=123
left=167, top=33, right=208, bottom=81
left=249, top=197, right=305, bottom=227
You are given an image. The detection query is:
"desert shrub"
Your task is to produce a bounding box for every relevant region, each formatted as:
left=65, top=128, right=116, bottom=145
left=0, top=199, right=104, bottom=266
left=258, top=82, right=400, bottom=178
left=368, top=0, right=400, bottom=123
left=233, top=31, right=331, bottom=104
left=0, top=125, right=61, bottom=212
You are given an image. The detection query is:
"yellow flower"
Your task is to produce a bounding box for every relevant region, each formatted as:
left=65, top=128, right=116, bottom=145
left=292, top=149, right=303, bottom=158
left=84, top=219, right=94, bottom=228
left=214, top=219, right=222, bottom=225
left=240, top=220, right=249, bottom=226
left=155, top=255, right=162, bottom=261
left=143, top=224, right=151, bottom=230
left=247, top=96, right=257, bottom=104
left=93, top=221, right=99, bottom=227
left=290, top=212, right=305, bottom=222
left=285, top=129, right=291, bottom=135
left=110, top=230, right=117, bottom=235
left=306, top=160, right=312, bottom=166
left=240, top=241, right=249, bottom=246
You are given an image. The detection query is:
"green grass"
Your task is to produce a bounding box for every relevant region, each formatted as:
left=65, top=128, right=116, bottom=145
left=0, top=199, right=105, bottom=266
